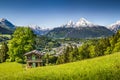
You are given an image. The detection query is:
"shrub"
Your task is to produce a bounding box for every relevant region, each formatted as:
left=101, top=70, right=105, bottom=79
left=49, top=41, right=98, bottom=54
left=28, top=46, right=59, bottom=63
left=15, top=57, right=23, bottom=63
left=6, top=59, right=11, bottom=62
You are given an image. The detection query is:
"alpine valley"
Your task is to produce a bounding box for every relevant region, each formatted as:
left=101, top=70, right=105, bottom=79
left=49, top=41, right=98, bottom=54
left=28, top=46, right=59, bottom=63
left=1, top=18, right=120, bottom=39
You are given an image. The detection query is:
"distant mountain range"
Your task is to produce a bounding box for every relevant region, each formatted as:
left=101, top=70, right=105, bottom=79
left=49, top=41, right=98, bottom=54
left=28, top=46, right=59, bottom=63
left=47, top=18, right=114, bottom=38
left=108, top=21, right=120, bottom=33
left=1, top=17, right=120, bottom=39
left=0, top=18, right=15, bottom=34
left=0, top=18, right=50, bottom=35
left=28, top=25, right=50, bottom=35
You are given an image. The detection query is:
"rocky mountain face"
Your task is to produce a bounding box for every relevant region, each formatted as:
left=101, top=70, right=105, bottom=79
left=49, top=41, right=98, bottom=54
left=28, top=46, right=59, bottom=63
left=0, top=18, right=49, bottom=35
left=108, top=21, right=120, bottom=33
left=47, top=18, right=114, bottom=38
left=0, top=18, right=15, bottom=34
left=0, top=17, right=118, bottom=38
left=61, top=18, right=99, bottom=28
left=28, top=25, right=50, bottom=35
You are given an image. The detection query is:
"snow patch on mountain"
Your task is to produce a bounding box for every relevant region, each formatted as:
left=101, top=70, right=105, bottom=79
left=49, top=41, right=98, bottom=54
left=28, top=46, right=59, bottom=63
left=108, top=21, right=120, bottom=33
left=0, top=18, right=15, bottom=29
left=60, top=18, right=99, bottom=28
left=75, top=18, right=96, bottom=27
left=66, top=20, right=75, bottom=27
left=28, top=25, right=50, bottom=35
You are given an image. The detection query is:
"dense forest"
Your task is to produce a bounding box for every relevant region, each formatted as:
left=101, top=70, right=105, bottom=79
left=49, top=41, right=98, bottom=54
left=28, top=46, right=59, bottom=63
left=0, top=27, right=120, bottom=66
left=56, top=30, right=120, bottom=64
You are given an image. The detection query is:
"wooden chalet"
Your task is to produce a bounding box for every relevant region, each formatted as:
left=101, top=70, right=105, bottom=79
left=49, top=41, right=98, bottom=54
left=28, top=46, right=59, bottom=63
left=24, top=50, right=45, bottom=68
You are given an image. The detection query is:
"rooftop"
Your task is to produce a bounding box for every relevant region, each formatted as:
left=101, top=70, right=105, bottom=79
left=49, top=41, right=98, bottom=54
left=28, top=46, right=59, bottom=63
left=24, top=50, right=45, bottom=56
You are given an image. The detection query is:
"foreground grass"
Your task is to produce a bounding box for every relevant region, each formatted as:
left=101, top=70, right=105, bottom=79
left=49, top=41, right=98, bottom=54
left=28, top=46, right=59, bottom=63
left=0, top=53, right=120, bottom=80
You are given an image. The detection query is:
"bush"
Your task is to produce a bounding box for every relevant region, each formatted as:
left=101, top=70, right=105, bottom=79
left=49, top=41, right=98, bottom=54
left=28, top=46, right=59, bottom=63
left=15, top=57, right=23, bottom=63
left=6, top=59, right=11, bottom=62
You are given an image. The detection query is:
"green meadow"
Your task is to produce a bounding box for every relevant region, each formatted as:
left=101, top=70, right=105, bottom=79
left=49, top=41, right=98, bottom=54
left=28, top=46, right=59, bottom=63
left=0, top=53, right=120, bottom=80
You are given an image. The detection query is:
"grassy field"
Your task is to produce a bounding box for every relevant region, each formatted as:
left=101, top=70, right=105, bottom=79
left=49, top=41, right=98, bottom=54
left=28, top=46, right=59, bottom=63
left=0, top=53, right=120, bottom=80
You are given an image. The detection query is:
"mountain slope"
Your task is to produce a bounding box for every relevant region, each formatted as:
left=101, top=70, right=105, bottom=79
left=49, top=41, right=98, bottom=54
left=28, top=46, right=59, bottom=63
left=47, top=27, right=113, bottom=38
left=0, top=18, right=15, bottom=29
left=0, top=53, right=120, bottom=80
left=0, top=18, right=15, bottom=34
left=108, top=21, right=120, bottom=33
left=75, top=18, right=98, bottom=27
left=67, top=26, right=113, bottom=38
left=47, top=18, right=114, bottom=38
left=28, top=25, right=50, bottom=35
left=0, top=26, right=13, bottom=34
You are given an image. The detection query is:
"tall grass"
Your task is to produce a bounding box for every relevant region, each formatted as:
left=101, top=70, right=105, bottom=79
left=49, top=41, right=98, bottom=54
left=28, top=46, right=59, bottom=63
left=0, top=53, right=120, bottom=80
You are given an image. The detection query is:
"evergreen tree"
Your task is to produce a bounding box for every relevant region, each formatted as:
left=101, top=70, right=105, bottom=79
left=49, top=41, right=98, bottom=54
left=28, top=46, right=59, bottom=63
left=72, top=45, right=79, bottom=61
left=79, top=44, right=90, bottom=59
left=56, top=55, right=65, bottom=64
left=112, top=41, right=120, bottom=53
left=64, top=46, right=70, bottom=63
left=0, top=42, right=8, bottom=62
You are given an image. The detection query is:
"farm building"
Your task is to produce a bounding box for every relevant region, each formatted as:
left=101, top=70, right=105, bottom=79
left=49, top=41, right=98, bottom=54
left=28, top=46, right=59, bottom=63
left=24, top=50, right=45, bottom=68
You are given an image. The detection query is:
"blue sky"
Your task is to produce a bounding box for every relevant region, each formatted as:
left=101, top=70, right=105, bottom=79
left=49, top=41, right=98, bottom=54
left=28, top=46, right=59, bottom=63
left=0, top=0, right=120, bottom=28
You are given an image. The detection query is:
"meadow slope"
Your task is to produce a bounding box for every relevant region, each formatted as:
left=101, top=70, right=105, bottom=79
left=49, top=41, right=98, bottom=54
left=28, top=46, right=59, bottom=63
left=0, top=53, right=120, bottom=80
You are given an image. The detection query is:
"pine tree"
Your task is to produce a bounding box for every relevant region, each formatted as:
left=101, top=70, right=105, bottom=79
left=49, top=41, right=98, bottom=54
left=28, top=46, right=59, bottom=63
left=64, top=46, right=70, bottom=63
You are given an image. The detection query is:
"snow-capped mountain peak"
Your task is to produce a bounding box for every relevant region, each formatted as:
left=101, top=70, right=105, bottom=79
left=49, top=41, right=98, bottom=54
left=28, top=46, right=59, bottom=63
left=66, top=20, right=75, bottom=27
left=78, top=18, right=90, bottom=24
left=0, top=18, right=6, bottom=22
left=60, top=18, right=98, bottom=28
left=108, top=20, right=120, bottom=32
left=110, top=21, right=120, bottom=26
left=67, top=20, right=74, bottom=26
left=60, top=20, right=75, bottom=28
left=0, top=18, right=15, bottom=29
left=75, top=18, right=95, bottom=27
left=28, top=25, right=50, bottom=35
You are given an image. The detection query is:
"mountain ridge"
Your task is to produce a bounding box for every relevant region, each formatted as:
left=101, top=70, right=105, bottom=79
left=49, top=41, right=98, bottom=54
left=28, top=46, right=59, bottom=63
left=0, top=18, right=15, bottom=29
left=47, top=18, right=114, bottom=38
left=28, top=25, right=50, bottom=35
left=60, top=18, right=99, bottom=28
left=1, top=17, right=120, bottom=38
left=108, top=20, right=120, bottom=33
left=0, top=18, right=15, bottom=34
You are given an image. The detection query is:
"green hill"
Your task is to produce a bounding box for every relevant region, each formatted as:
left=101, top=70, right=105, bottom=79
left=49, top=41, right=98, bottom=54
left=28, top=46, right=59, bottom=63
left=0, top=53, right=120, bottom=80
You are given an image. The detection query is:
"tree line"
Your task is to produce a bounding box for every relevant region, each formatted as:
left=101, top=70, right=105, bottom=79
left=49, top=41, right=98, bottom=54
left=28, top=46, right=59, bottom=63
left=1, top=27, right=120, bottom=65
left=0, top=27, right=60, bottom=63
left=56, top=30, right=120, bottom=64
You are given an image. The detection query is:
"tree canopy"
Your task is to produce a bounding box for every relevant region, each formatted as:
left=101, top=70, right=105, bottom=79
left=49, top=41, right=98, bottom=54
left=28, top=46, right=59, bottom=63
left=8, top=27, right=35, bottom=62
left=0, top=42, right=8, bottom=62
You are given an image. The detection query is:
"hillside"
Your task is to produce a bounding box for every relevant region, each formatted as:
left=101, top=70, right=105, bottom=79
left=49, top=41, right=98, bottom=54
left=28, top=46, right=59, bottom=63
left=47, top=27, right=113, bottom=38
left=47, top=18, right=114, bottom=38
left=0, top=18, right=15, bottom=34
left=0, top=26, right=13, bottom=34
left=0, top=18, right=15, bottom=29
left=108, top=20, right=120, bottom=33
left=0, top=53, right=120, bottom=80
left=29, top=25, right=50, bottom=35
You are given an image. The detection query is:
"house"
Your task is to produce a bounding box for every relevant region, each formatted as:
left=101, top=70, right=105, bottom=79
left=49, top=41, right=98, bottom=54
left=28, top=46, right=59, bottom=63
left=24, top=50, right=45, bottom=68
